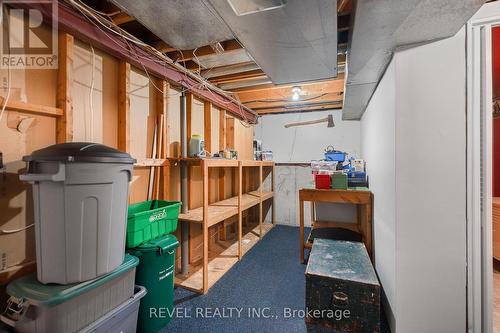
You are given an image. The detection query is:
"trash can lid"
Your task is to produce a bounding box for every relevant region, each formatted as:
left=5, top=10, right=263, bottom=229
left=23, top=142, right=136, bottom=164
left=6, top=254, right=139, bottom=306
left=133, top=234, right=179, bottom=254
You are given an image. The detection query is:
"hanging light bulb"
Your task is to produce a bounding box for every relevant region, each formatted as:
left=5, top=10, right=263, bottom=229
left=291, top=86, right=301, bottom=101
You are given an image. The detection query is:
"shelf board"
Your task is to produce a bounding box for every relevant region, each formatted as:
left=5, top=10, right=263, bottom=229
left=178, top=191, right=273, bottom=227
left=167, top=158, right=273, bottom=168
left=134, top=158, right=168, bottom=167
left=0, top=97, right=63, bottom=117
left=175, top=223, right=274, bottom=292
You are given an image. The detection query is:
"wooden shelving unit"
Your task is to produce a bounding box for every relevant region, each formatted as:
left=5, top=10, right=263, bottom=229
left=172, top=158, right=275, bottom=294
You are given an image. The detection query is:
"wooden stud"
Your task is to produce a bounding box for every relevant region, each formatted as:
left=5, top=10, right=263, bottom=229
left=152, top=114, right=164, bottom=199
left=226, top=116, right=235, bottom=149
left=204, top=101, right=212, bottom=153
left=118, top=61, right=131, bottom=152
left=259, top=164, right=263, bottom=238
left=152, top=78, right=167, bottom=199
left=238, top=162, right=243, bottom=259
left=56, top=32, right=74, bottom=143
left=272, top=164, right=276, bottom=224
left=162, top=81, right=170, bottom=199
left=219, top=110, right=226, bottom=150
left=202, top=160, right=209, bottom=293
left=218, top=110, right=226, bottom=201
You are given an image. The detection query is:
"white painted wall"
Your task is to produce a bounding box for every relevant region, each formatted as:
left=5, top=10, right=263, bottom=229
left=361, top=60, right=397, bottom=328
left=361, top=28, right=467, bottom=333
left=255, top=109, right=361, bottom=162
left=255, top=109, right=362, bottom=226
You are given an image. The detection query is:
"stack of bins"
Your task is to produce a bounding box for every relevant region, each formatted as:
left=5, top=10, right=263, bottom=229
left=1, top=143, right=145, bottom=333
left=127, top=200, right=181, bottom=333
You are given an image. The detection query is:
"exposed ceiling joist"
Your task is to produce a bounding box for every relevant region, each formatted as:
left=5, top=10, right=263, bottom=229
left=256, top=102, right=343, bottom=115
left=166, top=39, right=242, bottom=62
left=201, top=62, right=261, bottom=79
left=210, top=70, right=267, bottom=84
left=110, top=11, right=135, bottom=25
left=237, top=76, right=344, bottom=100
left=219, top=77, right=274, bottom=90
left=150, top=40, right=177, bottom=53
left=236, top=75, right=344, bottom=114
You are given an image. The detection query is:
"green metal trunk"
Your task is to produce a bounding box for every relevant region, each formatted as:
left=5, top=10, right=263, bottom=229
left=129, top=234, right=179, bottom=333
left=305, top=239, right=380, bottom=333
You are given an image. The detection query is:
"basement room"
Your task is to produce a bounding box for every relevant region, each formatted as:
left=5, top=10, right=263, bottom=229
left=1, top=1, right=500, bottom=333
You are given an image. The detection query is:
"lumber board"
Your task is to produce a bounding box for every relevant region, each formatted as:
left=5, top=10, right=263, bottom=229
left=118, top=61, right=130, bottom=152
left=175, top=223, right=273, bottom=292
left=56, top=32, right=74, bottom=143
left=0, top=97, right=63, bottom=117
left=204, top=101, right=212, bottom=153
left=178, top=191, right=273, bottom=226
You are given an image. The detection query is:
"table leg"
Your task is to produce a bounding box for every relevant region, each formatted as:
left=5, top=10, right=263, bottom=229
left=299, top=198, right=305, bottom=263
left=365, top=203, right=373, bottom=260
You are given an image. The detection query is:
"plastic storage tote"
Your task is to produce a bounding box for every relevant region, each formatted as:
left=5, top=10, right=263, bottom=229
left=127, top=200, right=181, bottom=248
left=0, top=254, right=139, bottom=333
left=19, top=142, right=135, bottom=284
left=314, top=174, right=331, bottom=189
left=129, top=234, right=179, bottom=333
left=331, top=173, right=348, bottom=189
left=80, top=286, right=146, bottom=333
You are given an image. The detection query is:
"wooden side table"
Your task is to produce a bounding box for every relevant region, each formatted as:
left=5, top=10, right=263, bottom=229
left=298, top=188, right=373, bottom=262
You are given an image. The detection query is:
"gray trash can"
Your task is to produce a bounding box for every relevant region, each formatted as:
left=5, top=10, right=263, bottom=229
left=20, top=142, right=135, bottom=284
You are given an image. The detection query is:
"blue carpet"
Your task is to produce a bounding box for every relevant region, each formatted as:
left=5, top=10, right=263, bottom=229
left=163, top=225, right=309, bottom=333
left=163, top=225, right=389, bottom=333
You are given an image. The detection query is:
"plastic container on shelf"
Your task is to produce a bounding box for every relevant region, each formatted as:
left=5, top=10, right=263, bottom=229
left=126, top=200, right=181, bottom=248
left=315, top=174, right=331, bottom=189
left=79, top=286, right=146, bottom=333
left=331, top=173, right=348, bottom=189
left=188, top=134, right=205, bottom=157
left=19, top=142, right=135, bottom=284
left=0, top=255, right=139, bottom=333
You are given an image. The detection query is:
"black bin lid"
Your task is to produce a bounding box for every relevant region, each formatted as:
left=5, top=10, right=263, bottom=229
left=23, top=142, right=136, bottom=164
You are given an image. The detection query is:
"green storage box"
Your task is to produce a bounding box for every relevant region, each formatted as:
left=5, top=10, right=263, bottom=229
left=129, top=234, right=179, bottom=333
left=1, top=254, right=139, bottom=333
left=331, top=173, right=348, bottom=189
left=127, top=200, right=181, bottom=248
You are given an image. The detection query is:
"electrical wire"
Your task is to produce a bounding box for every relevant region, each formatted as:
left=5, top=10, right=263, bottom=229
left=89, top=44, right=95, bottom=141
left=0, top=223, right=34, bottom=235
left=66, top=0, right=255, bottom=124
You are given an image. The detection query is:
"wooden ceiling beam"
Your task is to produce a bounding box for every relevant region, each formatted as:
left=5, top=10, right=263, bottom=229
left=246, top=94, right=343, bottom=110
left=236, top=75, right=345, bottom=100
left=166, top=39, right=242, bottom=62
left=111, top=12, right=135, bottom=25
left=235, top=76, right=344, bottom=114
left=257, top=102, right=343, bottom=115
left=150, top=40, right=177, bottom=53
left=210, top=70, right=267, bottom=84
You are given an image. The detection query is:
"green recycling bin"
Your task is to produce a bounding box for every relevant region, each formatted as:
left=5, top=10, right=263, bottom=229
left=129, top=234, right=179, bottom=333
